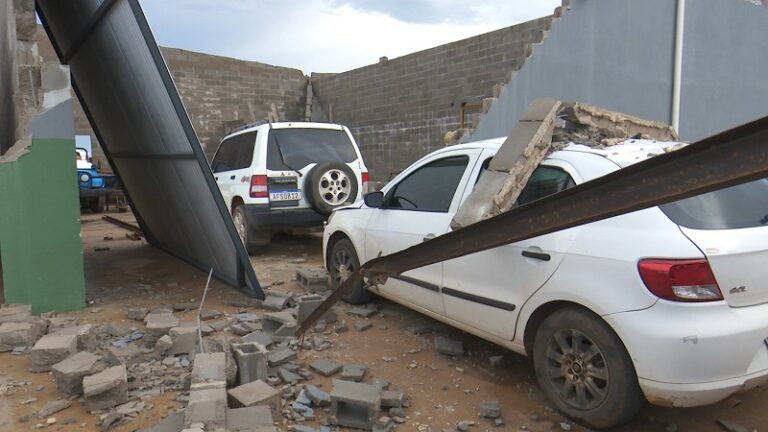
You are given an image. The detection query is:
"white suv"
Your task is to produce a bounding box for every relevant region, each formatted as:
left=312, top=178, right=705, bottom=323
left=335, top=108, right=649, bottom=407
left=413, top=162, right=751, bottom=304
left=212, top=121, right=368, bottom=252
left=323, top=138, right=768, bottom=428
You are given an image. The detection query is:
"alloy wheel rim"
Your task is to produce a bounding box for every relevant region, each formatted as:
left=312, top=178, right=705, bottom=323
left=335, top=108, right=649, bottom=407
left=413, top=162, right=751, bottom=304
left=544, top=329, right=609, bottom=411
left=332, top=248, right=354, bottom=286
left=318, top=169, right=351, bottom=206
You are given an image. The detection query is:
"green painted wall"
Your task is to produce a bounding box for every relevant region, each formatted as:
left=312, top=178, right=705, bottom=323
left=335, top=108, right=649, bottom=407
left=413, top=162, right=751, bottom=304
left=0, top=137, right=85, bottom=313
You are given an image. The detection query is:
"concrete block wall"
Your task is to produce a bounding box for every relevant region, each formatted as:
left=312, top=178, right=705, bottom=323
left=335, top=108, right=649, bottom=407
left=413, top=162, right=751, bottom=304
left=310, top=17, right=553, bottom=182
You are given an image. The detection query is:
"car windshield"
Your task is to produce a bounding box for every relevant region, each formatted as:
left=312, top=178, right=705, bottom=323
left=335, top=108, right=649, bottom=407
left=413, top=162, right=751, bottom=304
left=660, top=178, right=768, bottom=229
left=267, top=128, right=357, bottom=171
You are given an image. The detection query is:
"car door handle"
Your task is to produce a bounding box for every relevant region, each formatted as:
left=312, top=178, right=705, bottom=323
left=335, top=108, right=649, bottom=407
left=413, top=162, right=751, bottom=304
left=522, top=250, right=551, bottom=261
left=229, top=175, right=236, bottom=180
left=423, top=233, right=436, bottom=242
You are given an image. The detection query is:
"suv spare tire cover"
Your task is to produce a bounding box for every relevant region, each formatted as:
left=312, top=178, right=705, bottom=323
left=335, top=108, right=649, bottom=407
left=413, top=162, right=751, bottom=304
left=305, top=162, right=359, bottom=216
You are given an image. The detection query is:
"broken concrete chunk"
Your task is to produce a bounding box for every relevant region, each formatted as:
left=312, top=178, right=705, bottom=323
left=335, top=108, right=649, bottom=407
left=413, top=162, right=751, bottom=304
left=480, top=400, right=502, bottom=419
left=435, top=336, right=464, bottom=357
left=341, top=364, right=367, bottom=382
left=51, top=351, right=105, bottom=395
left=168, top=326, right=198, bottom=355
left=279, top=367, right=302, bottom=384
left=489, top=355, right=505, bottom=367
left=310, top=359, right=342, bottom=377
left=36, top=399, right=72, bottom=418
left=185, top=387, right=227, bottom=430
left=380, top=390, right=404, bottom=408
left=30, top=334, right=78, bottom=372
left=155, top=335, right=173, bottom=354
left=717, top=419, right=750, bottom=432
left=136, top=412, right=184, bottom=432
left=0, top=322, right=44, bottom=352
left=355, top=320, right=373, bottom=332
left=330, top=379, right=381, bottom=430
left=126, top=307, right=148, bottom=321
left=262, top=294, right=290, bottom=311
left=199, top=309, right=222, bottom=320
left=373, top=415, right=395, bottom=432
left=145, top=314, right=179, bottom=335
left=0, top=304, right=32, bottom=323
left=48, top=324, right=97, bottom=351
left=227, top=379, right=281, bottom=418
left=241, top=330, right=273, bottom=347
left=83, top=365, right=128, bottom=411
left=347, top=307, right=377, bottom=318
left=306, top=384, right=331, bottom=407
left=297, top=295, right=337, bottom=324
left=296, top=267, right=329, bottom=293
left=226, top=406, right=274, bottom=431
left=267, top=346, right=296, bottom=367
left=143, top=308, right=173, bottom=323
left=232, top=342, right=268, bottom=385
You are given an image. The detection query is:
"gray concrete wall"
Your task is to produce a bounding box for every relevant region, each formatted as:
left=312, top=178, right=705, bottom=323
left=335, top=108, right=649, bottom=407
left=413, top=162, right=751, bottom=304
left=311, top=17, right=553, bottom=182
left=472, top=0, right=768, bottom=143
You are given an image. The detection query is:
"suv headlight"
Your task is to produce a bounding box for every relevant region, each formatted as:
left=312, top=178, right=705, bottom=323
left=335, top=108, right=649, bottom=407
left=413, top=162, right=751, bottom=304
left=79, top=173, right=90, bottom=183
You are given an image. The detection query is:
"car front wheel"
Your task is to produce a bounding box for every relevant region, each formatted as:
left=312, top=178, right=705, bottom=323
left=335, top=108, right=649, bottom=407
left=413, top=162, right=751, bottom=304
left=328, top=237, right=372, bottom=304
left=532, top=307, right=643, bottom=429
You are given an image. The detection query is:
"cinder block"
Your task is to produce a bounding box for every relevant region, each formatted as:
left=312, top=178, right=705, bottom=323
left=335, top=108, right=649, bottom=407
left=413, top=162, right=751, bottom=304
left=330, top=379, right=381, bottom=430
left=226, top=406, right=274, bottom=431
left=0, top=322, right=44, bottom=352
left=83, top=365, right=128, bottom=411
left=191, top=352, right=226, bottom=390
left=51, top=352, right=105, bottom=395
left=296, top=267, right=329, bottom=292
left=232, top=342, right=268, bottom=384
left=30, top=334, right=78, bottom=372
left=185, top=387, right=227, bottom=429
left=297, top=295, right=337, bottom=324
left=227, top=379, right=281, bottom=418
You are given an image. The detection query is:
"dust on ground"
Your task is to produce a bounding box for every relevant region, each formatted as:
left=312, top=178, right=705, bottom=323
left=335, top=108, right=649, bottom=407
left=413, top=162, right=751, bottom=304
left=0, top=213, right=765, bottom=431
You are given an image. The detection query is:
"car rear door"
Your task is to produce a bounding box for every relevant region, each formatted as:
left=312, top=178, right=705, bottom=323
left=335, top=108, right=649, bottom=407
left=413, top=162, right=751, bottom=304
left=441, top=152, right=582, bottom=340
left=212, top=131, right=257, bottom=210
left=661, top=178, right=768, bottom=307
left=364, top=150, right=481, bottom=314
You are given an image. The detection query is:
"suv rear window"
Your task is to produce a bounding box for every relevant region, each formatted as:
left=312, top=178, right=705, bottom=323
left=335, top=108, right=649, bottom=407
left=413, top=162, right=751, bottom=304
left=211, top=131, right=256, bottom=173
left=660, top=178, right=768, bottom=229
left=267, top=129, right=357, bottom=171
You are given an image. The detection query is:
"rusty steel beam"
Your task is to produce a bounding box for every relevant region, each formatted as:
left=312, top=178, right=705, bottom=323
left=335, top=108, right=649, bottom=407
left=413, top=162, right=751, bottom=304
left=102, top=215, right=142, bottom=234
left=297, top=115, right=768, bottom=336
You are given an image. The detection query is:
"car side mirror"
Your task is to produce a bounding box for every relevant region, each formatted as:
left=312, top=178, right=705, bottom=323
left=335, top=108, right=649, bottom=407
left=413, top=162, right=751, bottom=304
left=364, top=191, right=384, bottom=208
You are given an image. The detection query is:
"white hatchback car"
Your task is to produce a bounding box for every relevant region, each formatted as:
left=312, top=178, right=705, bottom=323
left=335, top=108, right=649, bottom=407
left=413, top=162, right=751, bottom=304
left=323, top=138, right=768, bottom=428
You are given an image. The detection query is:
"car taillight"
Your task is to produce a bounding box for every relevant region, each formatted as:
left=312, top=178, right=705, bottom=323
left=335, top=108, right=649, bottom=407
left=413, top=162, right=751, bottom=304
left=361, top=172, right=370, bottom=194
left=638, top=259, right=723, bottom=302
left=250, top=175, right=268, bottom=198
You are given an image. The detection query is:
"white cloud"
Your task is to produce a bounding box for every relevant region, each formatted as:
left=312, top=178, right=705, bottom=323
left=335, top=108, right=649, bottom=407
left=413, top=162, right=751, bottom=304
left=140, top=0, right=560, bottom=73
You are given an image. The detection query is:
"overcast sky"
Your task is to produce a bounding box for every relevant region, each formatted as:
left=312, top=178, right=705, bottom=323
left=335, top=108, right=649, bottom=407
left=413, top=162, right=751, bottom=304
left=139, top=0, right=561, bottom=73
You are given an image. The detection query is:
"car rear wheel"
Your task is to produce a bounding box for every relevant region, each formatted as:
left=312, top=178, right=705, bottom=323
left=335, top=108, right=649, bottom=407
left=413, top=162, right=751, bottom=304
left=233, top=206, right=270, bottom=254
left=306, top=162, right=358, bottom=216
left=329, top=238, right=372, bottom=304
left=532, top=307, right=643, bottom=429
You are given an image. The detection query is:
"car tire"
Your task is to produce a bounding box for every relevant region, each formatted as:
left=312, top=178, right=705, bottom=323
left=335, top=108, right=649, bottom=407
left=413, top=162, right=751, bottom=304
left=532, top=307, right=643, bottom=429
left=233, top=206, right=270, bottom=255
left=328, top=237, right=372, bottom=304
left=305, top=162, right=358, bottom=216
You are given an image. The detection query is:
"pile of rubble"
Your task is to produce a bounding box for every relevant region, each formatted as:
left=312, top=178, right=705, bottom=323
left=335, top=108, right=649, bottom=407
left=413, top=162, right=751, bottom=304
left=0, top=267, right=432, bottom=432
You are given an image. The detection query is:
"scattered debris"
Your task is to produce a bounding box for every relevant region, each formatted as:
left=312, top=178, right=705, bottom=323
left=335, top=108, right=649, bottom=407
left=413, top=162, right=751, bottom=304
left=435, top=336, right=465, bottom=357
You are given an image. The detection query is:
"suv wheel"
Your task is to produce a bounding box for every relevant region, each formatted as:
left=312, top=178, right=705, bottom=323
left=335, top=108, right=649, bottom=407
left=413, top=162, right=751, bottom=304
left=329, top=238, right=372, bottom=304
left=233, top=206, right=270, bottom=254
left=532, top=307, right=643, bottom=429
left=306, top=162, right=358, bottom=216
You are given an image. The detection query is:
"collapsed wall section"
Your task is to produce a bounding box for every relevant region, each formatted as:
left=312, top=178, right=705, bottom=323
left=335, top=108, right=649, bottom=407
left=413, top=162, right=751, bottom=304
left=311, top=17, right=553, bottom=182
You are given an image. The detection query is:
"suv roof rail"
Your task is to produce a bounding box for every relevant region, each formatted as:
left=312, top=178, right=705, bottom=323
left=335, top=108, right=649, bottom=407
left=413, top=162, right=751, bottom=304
left=228, top=120, right=269, bottom=135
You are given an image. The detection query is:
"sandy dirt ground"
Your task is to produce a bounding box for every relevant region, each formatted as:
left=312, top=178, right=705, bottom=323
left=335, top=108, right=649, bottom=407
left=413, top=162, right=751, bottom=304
left=0, top=212, right=765, bottom=432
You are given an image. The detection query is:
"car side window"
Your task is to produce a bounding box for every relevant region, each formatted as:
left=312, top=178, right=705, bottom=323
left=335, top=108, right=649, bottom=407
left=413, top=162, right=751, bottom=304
left=515, top=166, right=575, bottom=206
left=387, top=155, right=469, bottom=212
left=211, top=132, right=256, bottom=173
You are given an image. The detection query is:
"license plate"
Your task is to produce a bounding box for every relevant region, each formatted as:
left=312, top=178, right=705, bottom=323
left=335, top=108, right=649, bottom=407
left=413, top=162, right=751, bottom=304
left=269, top=190, right=301, bottom=201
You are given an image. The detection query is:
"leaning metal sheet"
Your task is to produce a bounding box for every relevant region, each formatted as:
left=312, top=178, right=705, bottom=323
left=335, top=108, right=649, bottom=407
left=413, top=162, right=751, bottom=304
left=37, top=0, right=263, bottom=298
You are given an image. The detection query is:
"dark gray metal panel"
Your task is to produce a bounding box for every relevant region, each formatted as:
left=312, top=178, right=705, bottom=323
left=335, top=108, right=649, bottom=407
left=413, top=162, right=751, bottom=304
left=36, top=0, right=263, bottom=298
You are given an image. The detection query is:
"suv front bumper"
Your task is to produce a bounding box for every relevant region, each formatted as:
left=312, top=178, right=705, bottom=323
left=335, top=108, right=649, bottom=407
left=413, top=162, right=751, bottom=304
left=242, top=204, right=326, bottom=231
